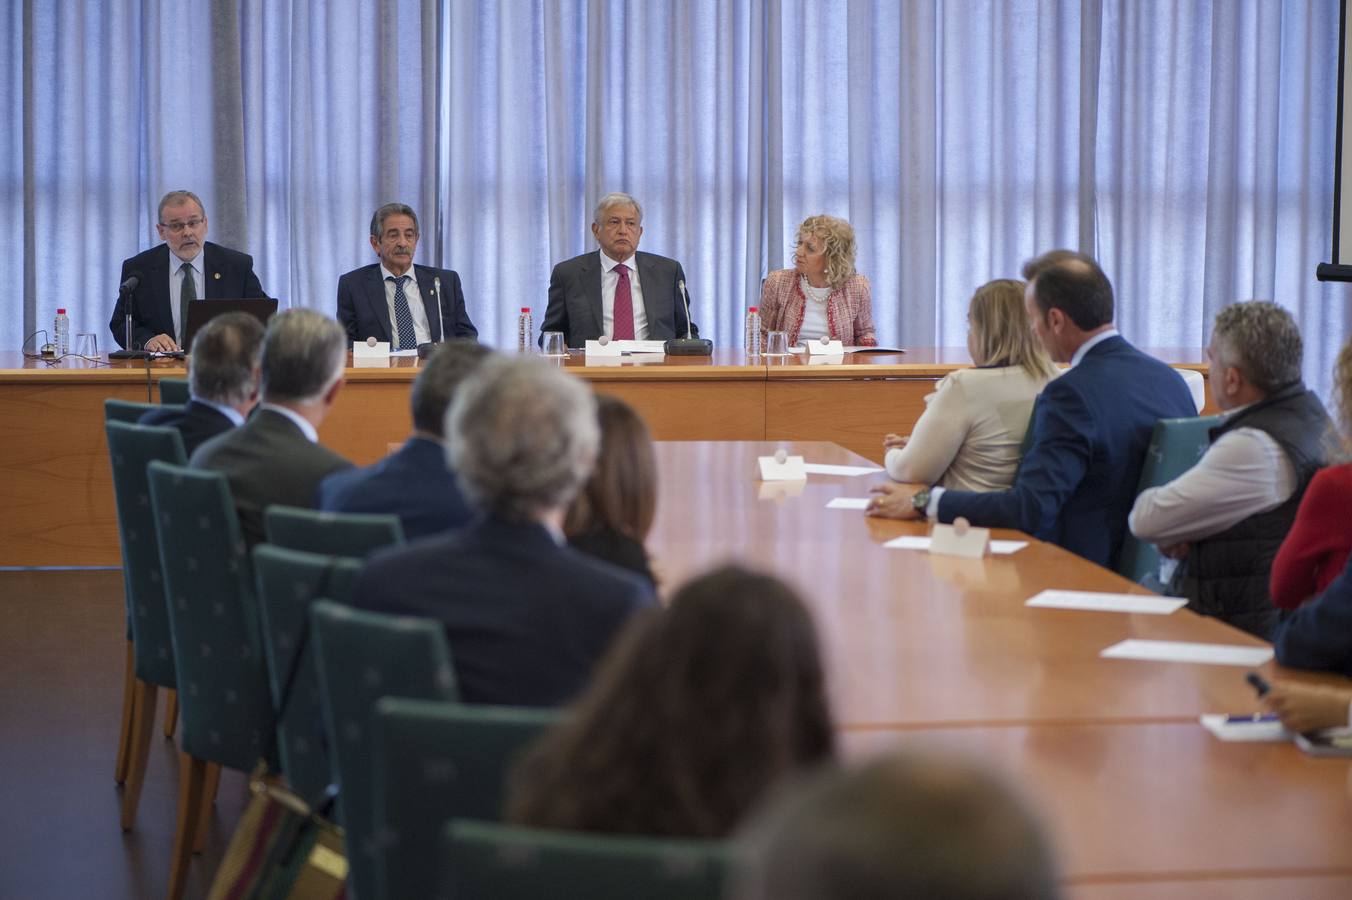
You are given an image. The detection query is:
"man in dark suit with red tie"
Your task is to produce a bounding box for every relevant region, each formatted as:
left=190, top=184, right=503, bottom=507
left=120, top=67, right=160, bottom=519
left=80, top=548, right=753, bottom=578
left=109, top=190, right=267, bottom=353
left=542, top=192, right=699, bottom=348
left=336, top=203, right=477, bottom=349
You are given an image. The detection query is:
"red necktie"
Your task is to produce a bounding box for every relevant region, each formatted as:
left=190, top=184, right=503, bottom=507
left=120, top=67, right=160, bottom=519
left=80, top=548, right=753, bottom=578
left=612, top=263, right=634, bottom=340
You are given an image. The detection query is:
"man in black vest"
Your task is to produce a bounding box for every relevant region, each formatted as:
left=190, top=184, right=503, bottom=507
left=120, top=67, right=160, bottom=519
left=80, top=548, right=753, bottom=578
left=1129, top=301, right=1333, bottom=638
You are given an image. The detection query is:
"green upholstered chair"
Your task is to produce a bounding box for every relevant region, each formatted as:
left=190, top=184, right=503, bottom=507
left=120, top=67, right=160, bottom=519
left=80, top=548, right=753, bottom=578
left=445, top=820, right=729, bottom=900
left=105, top=420, right=188, bottom=831
left=310, top=600, right=459, bottom=900
left=1118, top=414, right=1223, bottom=585
left=264, top=505, right=405, bottom=558
left=372, top=698, right=561, bottom=900
left=252, top=544, right=363, bottom=804
left=104, top=397, right=161, bottom=423
left=147, top=460, right=276, bottom=900
left=158, top=377, right=190, bottom=405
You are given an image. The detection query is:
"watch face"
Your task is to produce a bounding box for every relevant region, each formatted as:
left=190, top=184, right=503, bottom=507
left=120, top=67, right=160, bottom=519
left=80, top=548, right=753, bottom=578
left=912, top=489, right=930, bottom=512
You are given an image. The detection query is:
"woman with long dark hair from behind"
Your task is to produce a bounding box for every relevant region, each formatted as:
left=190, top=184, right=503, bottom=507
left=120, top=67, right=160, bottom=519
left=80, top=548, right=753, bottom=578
left=563, top=394, right=658, bottom=585
left=506, top=564, right=835, bottom=838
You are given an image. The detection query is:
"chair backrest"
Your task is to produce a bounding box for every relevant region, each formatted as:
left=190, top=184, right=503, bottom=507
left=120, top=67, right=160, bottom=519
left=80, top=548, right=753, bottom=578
left=158, top=377, right=190, bottom=405
left=1176, top=367, right=1207, bottom=414
left=372, top=698, right=562, bottom=900
left=147, top=460, right=275, bottom=773
left=310, top=599, right=459, bottom=900
left=252, top=544, right=364, bottom=804
left=265, top=505, right=406, bottom=558
left=104, top=397, right=160, bottom=423
left=106, top=421, right=187, bottom=687
left=444, top=820, right=728, bottom=900
left=1117, top=414, right=1223, bottom=583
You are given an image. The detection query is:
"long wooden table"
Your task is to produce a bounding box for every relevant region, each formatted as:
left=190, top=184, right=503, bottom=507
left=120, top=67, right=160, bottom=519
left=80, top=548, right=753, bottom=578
left=0, top=348, right=1209, bottom=567
left=648, top=441, right=1352, bottom=897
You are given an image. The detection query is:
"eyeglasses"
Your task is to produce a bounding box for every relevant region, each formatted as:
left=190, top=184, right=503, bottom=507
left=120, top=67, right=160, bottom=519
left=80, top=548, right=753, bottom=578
left=160, top=218, right=204, bottom=234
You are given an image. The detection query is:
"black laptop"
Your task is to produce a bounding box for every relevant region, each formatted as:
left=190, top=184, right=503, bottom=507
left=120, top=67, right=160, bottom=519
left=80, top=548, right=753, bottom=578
left=182, top=298, right=279, bottom=351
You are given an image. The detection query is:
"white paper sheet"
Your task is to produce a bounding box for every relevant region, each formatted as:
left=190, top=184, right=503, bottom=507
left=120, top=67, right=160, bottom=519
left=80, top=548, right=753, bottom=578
left=1100, top=639, right=1274, bottom=667
left=1025, top=590, right=1187, bottom=615
left=883, top=536, right=1027, bottom=554
left=826, top=497, right=870, bottom=510
left=802, top=463, right=883, bottom=476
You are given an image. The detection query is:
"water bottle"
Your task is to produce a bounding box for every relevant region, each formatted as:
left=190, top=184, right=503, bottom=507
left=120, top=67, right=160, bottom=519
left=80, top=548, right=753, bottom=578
left=745, top=307, right=762, bottom=356
left=517, top=307, right=533, bottom=354
left=54, top=308, right=70, bottom=356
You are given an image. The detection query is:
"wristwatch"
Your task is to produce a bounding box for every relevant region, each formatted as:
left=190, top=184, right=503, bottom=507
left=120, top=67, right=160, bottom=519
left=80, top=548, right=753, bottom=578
left=911, top=487, right=931, bottom=516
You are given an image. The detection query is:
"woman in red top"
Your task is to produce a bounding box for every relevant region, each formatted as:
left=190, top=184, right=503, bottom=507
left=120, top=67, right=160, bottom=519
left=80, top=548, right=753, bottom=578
left=758, top=215, right=877, bottom=347
left=1270, top=337, right=1352, bottom=608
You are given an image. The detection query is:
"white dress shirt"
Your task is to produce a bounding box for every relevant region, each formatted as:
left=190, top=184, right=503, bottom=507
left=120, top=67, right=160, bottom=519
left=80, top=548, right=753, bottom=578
left=1128, top=412, right=1297, bottom=546
left=169, top=251, right=206, bottom=340
left=261, top=403, right=319, bottom=443
left=600, top=250, right=648, bottom=340
left=380, top=264, right=432, bottom=349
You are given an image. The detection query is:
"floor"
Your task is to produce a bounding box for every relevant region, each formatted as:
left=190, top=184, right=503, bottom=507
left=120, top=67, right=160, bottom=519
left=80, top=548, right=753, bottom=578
left=0, top=569, right=248, bottom=900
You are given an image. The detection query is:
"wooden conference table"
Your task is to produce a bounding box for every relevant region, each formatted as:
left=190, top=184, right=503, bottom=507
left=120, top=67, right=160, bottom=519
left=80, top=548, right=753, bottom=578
left=648, top=441, right=1352, bottom=898
left=0, top=347, right=1209, bottom=568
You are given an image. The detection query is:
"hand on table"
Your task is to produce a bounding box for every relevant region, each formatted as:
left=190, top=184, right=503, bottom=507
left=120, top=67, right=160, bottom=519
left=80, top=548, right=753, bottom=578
left=145, top=333, right=181, bottom=353
left=1158, top=541, right=1191, bottom=560
left=882, top=433, right=909, bottom=451
left=866, top=481, right=925, bottom=520
left=1262, top=681, right=1352, bottom=733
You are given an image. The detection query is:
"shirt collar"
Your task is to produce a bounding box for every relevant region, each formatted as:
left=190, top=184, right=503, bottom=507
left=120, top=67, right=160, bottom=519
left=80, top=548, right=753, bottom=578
left=599, top=249, right=635, bottom=272
left=1070, top=328, right=1119, bottom=367
left=260, top=402, right=318, bottom=442
left=191, top=397, right=245, bottom=426
left=381, top=263, right=416, bottom=283
left=171, top=249, right=202, bottom=272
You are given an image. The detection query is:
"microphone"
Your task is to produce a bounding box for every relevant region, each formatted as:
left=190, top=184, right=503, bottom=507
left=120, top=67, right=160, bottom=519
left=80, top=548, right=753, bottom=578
left=664, top=278, right=712, bottom=356
left=109, top=272, right=150, bottom=359
left=417, top=274, right=444, bottom=360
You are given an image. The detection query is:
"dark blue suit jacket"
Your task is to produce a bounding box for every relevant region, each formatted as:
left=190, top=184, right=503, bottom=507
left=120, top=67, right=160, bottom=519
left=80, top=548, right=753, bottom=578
left=110, top=242, right=266, bottom=349
left=542, top=250, right=698, bottom=347
left=138, top=399, right=236, bottom=458
left=1272, top=555, right=1352, bottom=677
left=938, top=335, right=1195, bottom=569
left=336, top=263, right=477, bottom=345
left=317, top=436, right=477, bottom=541
left=354, top=516, right=654, bottom=707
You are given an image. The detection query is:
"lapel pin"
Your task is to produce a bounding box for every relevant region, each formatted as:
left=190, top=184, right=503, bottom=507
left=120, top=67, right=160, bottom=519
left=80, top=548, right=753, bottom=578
left=213, top=272, right=221, bottom=280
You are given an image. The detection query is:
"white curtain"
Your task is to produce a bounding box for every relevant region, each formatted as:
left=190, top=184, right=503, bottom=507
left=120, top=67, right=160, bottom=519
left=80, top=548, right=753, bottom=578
left=3, top=0, right=1346, bottom=397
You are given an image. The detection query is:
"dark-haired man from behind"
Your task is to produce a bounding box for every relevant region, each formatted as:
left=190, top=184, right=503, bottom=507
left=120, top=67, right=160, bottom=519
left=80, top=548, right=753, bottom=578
left=192, top=309, right=353, bottom=547
left=1130, top=302, right=1333, bottom=638
left=138, top=312, right=264, bottom=456
left=318, top=339, right=491, bottom=540
left=868, top=251, right=1196, bottom=570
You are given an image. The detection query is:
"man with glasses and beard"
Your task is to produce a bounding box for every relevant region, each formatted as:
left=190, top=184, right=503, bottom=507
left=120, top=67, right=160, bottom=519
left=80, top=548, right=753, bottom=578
left=109, top=190, right=268, bottom=353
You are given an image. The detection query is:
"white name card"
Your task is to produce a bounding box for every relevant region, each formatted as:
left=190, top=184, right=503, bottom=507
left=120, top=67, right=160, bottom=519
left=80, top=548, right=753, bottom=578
left=929, top=519, right=990, bottom=558
left=353, top=339, right=391, bottom=367
left=758, top=451, right=807, bottom=482
left=584, top=339, right=623, bottom=358
left=805, top=337, right=845, bottom=355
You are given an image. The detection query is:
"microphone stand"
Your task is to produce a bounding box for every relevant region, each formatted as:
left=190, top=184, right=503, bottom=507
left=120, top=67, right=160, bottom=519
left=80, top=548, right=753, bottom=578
left=664, top=278, right=712, bottom=356
left=110, top=278, right=149, bottom=359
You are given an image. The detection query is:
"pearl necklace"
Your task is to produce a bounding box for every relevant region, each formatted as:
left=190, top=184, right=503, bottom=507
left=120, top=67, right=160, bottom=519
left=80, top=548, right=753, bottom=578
left=801, top=277, right=832, bottom=304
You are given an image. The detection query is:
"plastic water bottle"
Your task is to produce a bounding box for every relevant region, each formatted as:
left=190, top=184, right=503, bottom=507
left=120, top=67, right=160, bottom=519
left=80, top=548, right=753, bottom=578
left=54, top=308, right=70, bottom=356
left=517, top=307, right=533, bottom=354
left=745, top=307, right=762, bottom=356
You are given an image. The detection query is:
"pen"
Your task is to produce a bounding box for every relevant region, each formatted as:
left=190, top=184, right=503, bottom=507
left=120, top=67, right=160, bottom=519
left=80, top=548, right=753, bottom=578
left=1245, top=671, right=1271, bottom=697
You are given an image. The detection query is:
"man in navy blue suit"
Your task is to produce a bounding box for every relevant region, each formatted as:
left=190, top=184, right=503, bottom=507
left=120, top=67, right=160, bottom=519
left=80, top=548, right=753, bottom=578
left=336, top=202, right=477, bottom=349
left=318, top=339, right=491, bottom=540
left=109, top=190, right=268, bottom=352
left=137, top=312, right=263, bottom=456
left=354, top=355, right=654, bottom=707
left=867, top=251, right=1196, bottom=570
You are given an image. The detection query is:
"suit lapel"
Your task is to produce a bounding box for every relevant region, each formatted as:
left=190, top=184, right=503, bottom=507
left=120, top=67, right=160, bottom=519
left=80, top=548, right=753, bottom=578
left=635, top=253, right=667, bottom=338
left=148, top=245, right=173, bottom=328
left=363, top=266, right=395, bottom=342
left=202, top=243, right=220, bottom=298
left=581, top=254, right=604, bottom=337
left=415, top=266, right=442, bottom=342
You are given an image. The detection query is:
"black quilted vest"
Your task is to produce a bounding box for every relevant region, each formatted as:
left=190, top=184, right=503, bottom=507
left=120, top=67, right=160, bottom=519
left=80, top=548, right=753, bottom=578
left=1176, top=383, right=1331, bottom=639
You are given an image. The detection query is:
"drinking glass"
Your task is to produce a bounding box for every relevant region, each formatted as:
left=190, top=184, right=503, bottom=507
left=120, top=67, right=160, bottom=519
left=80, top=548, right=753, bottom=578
left=765, top=330, right=790, bottom=356
left=541, top=331, right=567, bottom=356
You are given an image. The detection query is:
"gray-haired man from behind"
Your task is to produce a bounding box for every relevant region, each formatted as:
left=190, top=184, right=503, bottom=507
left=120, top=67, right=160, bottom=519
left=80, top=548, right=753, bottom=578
left=138, top=311, right=264, bottom=457
left=353, top=355, right=654, bottom=706
left=192, top=308, right=354, bottom=546
left=1129, top=300, right=1333, bottom=637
